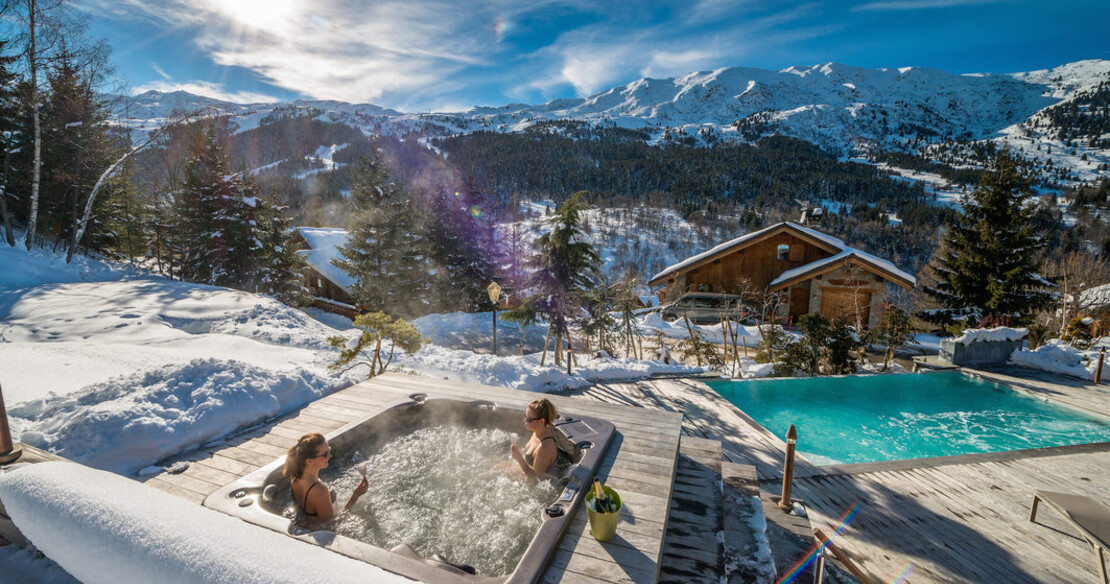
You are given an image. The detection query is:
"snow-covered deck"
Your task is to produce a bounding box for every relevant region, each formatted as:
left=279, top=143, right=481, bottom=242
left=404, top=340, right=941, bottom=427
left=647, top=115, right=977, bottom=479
left=141, top=372, right=685, bottom=584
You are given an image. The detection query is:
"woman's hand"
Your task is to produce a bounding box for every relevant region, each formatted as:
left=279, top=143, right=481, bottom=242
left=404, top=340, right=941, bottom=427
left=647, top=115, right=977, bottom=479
left=510, top=443, right=523, bottom=462
left=344, top=477, right=369, bottom=511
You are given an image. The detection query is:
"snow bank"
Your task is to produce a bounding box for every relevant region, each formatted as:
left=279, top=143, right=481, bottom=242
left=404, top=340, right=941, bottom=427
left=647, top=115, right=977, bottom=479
left=636, top=312, right=763, bottom=345
left=11, top=359, right=333, bottom=474
left=397, top=344, right=708, bottom=392
left=951, top=327, right=1028, bottom=346
left=1009, top=340, right=1097, bottom=380
left=0, top=462, right=415, bottom=584
left=0, top=237, right=138, bottom=289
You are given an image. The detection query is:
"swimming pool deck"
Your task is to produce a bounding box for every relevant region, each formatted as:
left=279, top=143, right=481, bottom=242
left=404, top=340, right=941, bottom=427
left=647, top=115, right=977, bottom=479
left=578, top=368, right=1110, bottom=583
left=141, top=372, right=686, bottom=584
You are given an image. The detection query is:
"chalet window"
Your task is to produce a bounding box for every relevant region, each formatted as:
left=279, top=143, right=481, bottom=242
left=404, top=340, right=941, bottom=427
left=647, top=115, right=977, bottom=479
left=789, top=245, right=804, bottom=261
left=776, top=244, right=790, bottom=261
left=317, top=278, right=323, bottom=288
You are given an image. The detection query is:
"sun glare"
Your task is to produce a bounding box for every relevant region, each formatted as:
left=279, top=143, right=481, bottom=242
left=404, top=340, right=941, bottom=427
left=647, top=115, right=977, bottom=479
left=209, top=0, right=298, bottom=33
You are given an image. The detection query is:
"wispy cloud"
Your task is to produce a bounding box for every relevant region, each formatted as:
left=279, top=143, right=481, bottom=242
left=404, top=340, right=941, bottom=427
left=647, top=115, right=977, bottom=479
left=131, top=80, right=280, bottom=104
left=853, top=0, right=1004, bottom=11
left=150, top=63, right=171, bottom=80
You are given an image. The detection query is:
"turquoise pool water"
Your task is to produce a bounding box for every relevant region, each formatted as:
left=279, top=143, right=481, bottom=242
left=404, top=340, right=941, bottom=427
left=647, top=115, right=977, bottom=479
left=705, top=372, right=1110, bottom=465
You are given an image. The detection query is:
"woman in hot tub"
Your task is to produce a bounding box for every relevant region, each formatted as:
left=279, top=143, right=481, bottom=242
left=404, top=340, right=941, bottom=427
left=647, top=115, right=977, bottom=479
left=510, top=398, right=579, bottom=481
left=284, top=433, right=368, bottom=522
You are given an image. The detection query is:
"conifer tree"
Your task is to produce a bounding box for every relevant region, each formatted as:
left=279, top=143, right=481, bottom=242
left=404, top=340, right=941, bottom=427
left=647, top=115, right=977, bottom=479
left=524, top=191, right=601, bottom=368
left=426, top=179, right=497, bottom=312
left=256, top=197, right=307, bottom=305
left=176, top=122, right=265, bottom=290
left=925, top=150, right=1055, bottom=323
left=334, top=152, right=430, bottom=317
left=0, top=39, right=19, bottom=247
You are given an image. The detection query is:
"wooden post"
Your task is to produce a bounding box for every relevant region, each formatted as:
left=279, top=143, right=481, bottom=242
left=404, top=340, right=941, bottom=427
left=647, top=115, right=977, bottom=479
left=1096, top=347, right=1106, bottom=384
left=778, top=424, right=798, bottom=511
left=0, top=383, right=23, bottom=464
left=491, top=304, right=497, bottom=356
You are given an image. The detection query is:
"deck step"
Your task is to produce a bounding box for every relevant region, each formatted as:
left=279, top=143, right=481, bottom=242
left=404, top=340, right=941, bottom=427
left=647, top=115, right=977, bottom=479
left=722, top=461, right=777, bottom=584
left=658, top=436, right=723, bottom=584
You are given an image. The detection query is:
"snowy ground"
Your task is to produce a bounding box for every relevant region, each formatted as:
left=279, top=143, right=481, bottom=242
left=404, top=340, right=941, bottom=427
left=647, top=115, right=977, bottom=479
left=0, top=242, right=704, bottom=477
left=1010, top=339, right=1099, bottom=380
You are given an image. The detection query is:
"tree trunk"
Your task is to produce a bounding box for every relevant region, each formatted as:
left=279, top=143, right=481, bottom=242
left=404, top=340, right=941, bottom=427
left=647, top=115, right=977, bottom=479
left=566, top=336, right=575, bottom=375
left=25, top=0, right=40, bottom=251
left=682, top=311, right=701, bottom=366
left=382, top=341, right=396, bottom=374
left=540, top=322, right=552, bottom=366
left=369, top=337, right=382, bottom=378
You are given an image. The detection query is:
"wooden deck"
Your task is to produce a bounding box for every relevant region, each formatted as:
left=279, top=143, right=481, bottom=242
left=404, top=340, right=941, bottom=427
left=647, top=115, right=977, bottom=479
left=580, top=373, right=1110, bottom=584
left=142, top=372, right=685, bottom=584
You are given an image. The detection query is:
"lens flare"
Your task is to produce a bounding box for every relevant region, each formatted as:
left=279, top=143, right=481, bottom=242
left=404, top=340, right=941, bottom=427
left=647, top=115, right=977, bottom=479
left=776, top=504, right=859, bottom=584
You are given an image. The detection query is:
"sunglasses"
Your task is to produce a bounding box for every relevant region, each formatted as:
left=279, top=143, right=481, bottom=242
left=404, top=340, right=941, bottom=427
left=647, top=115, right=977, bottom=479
left=311, top=448, right=332, bottom=459
left=524, top=415, right=543, bottom=423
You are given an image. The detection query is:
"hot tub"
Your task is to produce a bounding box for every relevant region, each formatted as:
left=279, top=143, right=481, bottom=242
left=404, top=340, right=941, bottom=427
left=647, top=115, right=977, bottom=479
left=204, top=392, right=616, bottom=584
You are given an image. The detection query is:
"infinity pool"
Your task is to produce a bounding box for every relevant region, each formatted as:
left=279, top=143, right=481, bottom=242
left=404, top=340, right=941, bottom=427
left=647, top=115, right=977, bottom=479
left=706, top=372, right=1110, bottom=465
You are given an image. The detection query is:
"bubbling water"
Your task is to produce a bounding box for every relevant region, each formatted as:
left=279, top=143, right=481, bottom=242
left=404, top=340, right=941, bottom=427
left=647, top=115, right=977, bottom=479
left=323, top=425, right=559, bottom=577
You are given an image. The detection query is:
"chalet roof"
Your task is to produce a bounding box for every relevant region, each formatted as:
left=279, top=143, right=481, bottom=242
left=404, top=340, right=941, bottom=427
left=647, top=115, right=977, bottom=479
left=295, top=227, right=355, bottom=293
left=649, top=221, right=915, bottom=288
left=769, top=249, right=916, bottom=290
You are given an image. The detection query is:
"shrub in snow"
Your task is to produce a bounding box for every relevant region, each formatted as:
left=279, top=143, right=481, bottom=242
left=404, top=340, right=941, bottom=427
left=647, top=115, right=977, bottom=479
left=328, top=311, right=424, bottom=378
left=0, top=462, right=414, bottom=584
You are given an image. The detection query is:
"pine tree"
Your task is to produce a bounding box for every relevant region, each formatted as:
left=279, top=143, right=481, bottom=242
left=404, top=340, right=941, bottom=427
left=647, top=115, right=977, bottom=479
left=334, top=152, right=430, bottom=317
left=0, top=39, right=20, bottom=246
left=256, top=197, right=308, bottom=305
left=925, top=150, right=1055, bottom=324
left=524, top=191, right=601, bottom=368
left=426, top=179, right=497, bottom=312
left=176, top=122, right=265, bottom=290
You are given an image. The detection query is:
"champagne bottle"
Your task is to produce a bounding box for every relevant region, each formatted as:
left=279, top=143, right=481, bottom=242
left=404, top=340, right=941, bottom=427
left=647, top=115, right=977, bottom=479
left=592, top=479, right=612, bottom=514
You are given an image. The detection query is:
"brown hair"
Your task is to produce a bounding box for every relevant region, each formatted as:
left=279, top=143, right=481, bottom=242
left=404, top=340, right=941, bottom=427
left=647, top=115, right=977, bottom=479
left=283, top=433, right=326, bottom=481
left=527, top=398, right=558, bottom=426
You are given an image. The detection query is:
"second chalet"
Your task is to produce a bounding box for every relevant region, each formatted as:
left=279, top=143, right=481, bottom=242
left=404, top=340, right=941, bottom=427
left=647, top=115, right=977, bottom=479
left=649, top=222, right=916, bottom=327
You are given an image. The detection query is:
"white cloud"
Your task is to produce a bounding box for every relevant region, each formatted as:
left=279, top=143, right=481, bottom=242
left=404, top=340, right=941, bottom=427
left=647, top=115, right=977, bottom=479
left=131, top=80, right=280, bottom=104
left=853, top=0, right=1003, bottom=11
left=150, top=63, right=171, bottom=80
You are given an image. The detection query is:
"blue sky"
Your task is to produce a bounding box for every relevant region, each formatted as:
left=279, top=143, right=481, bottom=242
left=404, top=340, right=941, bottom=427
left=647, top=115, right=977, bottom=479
left=79, top=0, right=1110, bottom=112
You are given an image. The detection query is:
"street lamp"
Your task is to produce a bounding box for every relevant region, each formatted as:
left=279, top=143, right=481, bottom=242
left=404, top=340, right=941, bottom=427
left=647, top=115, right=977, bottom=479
left=487, top=281, right=502, bottom=356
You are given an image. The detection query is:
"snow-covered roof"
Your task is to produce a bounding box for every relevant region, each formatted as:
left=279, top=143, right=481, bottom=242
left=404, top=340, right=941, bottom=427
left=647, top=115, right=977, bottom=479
left=769, top=248, right=917, bottom=290
left=295, top=227, right=355, bottom=293
left=649, top=222, right=846, bottom=284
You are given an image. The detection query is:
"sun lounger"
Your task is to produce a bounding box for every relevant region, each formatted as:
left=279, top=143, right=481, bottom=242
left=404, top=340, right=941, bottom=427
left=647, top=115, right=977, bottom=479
left=1029, top=491, right=1110, bottom=584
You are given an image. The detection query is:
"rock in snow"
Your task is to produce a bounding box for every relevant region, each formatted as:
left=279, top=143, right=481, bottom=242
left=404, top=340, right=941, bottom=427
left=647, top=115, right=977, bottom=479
left=0, top=462, right=416, bottom=584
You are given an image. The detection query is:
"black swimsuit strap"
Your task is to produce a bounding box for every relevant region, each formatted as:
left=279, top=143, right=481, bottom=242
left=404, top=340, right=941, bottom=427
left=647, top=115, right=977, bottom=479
left=302, top=481, right=321, bottom=516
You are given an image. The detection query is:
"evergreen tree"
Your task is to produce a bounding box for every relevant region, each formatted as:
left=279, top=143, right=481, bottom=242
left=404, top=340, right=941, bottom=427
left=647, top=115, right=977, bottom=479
left=256, top=197, right=308, bottom=305
left=925, top=150, right=1055, bottom=323
left=426, top=179, right=497, bottom=312
left=524, top=191, right=601, bottom=368
left=334, top=152, right=430, bottom=317
left=0, top=39, right=20, bottom=246
left=176, top=122, right=265, bottom=290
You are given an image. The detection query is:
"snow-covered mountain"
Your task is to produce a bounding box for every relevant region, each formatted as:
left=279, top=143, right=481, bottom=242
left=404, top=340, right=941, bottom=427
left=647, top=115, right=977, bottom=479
left=115, top=60, right=1110, bottom=185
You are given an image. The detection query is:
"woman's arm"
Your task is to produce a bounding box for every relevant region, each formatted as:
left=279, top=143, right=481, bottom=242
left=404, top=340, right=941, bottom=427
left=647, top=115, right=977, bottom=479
left=510, top=441, right=557, bottom=480
left=344, top=477, right=369, bottom=511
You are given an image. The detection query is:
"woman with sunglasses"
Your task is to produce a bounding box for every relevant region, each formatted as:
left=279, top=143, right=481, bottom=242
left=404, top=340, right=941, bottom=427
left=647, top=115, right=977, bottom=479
left=284, top=433, right=368, bottom=522
left=510, top=398, right=569, bottom=481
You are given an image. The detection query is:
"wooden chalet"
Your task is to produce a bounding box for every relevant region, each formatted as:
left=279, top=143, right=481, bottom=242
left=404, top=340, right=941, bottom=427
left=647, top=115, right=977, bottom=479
left=648, top=222, right=916, bottom=327
left=290, top=227, right=356, bottom=310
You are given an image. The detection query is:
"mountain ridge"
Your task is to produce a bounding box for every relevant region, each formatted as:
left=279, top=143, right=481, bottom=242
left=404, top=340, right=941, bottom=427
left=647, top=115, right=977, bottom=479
left=115, top=59, right=1110, bottom=186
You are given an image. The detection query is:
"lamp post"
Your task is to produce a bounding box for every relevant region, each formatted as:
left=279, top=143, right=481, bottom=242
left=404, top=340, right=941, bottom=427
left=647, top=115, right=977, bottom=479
left=0, top=383, right=23, bottom=464
left=487, top=281, right=502, bottom=356
left=778, top=424, right=797, bottom=512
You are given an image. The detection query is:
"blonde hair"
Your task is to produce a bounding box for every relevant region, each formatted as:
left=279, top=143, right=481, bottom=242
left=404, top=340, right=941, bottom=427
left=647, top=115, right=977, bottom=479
left=283, top=433, right=326, bottom=481
left=527, top=398, right=558, bottom=426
